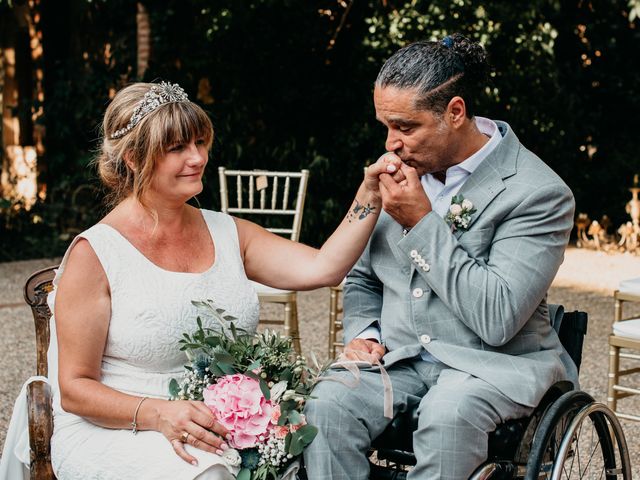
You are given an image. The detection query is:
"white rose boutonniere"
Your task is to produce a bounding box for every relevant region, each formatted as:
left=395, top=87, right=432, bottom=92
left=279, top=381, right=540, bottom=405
left=449, top=204, right=463, bottom=216
left=445, top=195, right=477, bottom=232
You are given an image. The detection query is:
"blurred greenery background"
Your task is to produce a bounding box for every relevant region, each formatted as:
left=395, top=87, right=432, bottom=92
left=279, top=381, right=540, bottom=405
left=0, top=0, right=639, bottom=261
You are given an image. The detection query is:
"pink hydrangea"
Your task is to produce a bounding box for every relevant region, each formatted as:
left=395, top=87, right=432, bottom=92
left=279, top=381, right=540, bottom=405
left=203, top=374, right=273, bottom=449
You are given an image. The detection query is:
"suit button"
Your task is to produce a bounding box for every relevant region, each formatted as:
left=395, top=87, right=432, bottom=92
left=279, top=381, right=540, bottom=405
left=412, top=288, right=423, bottom=298
left=420, top=334, right=431, bottom=344
left=410, top=249, right=418, bottom=258
left=422, top=263, right=430, bottom=272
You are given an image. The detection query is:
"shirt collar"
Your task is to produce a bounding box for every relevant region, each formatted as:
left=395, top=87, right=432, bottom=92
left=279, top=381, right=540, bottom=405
left=449, top=117, right=502, bottom=175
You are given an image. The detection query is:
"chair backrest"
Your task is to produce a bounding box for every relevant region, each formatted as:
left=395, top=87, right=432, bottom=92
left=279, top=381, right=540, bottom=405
left=218, top=167, right=310, bottom=241
left=24, top=266, right=57, bottom=377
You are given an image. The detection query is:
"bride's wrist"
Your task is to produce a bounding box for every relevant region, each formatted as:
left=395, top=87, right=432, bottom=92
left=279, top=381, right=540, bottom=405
left=356, top=183, right=382, bottom=207
left=140, top=398, right=162, bottom=432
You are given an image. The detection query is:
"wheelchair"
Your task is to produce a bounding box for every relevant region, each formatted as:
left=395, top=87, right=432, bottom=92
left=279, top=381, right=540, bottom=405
left=365, top=307, right=632, bottom=480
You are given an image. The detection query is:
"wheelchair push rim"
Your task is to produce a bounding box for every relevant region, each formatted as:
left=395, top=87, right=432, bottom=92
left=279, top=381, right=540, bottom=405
left=550, top=402, right=631, bottom=480
left=525, top=391, right=631, bottom=480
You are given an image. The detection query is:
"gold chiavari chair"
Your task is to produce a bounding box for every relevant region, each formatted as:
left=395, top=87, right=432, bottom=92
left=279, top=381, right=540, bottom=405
left=218, top=167, right=310, bottom=353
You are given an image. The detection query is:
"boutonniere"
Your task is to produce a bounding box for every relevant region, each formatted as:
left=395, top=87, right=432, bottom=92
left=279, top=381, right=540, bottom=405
left=445, top=195, right=476, bottom=232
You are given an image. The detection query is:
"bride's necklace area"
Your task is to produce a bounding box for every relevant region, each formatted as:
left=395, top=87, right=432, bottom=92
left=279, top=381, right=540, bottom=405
left=125, top=209, right=211, bottom=273
left=142, top=228, right=211, bottom=273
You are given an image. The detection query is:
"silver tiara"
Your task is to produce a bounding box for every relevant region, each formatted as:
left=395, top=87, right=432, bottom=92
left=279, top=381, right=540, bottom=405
left=110, top=82, right=189, bottom=139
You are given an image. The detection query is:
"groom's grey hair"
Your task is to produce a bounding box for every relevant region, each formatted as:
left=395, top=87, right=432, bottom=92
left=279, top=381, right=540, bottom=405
left=375, top=33, right=490, bottom=118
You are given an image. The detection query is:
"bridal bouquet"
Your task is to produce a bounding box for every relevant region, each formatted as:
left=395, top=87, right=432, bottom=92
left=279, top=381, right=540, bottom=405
left=170, top=300, right=318, bottom=480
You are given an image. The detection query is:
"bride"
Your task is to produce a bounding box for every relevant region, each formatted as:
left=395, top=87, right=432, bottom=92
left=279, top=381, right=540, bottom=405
left=1, top=81, right=399, bottom=480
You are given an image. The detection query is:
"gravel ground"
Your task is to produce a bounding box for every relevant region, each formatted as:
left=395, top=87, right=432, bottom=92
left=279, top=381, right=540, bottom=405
left=1, top=247, right=640, bottom=475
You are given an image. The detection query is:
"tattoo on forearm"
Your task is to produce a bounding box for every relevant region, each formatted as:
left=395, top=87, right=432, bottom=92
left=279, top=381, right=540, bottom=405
left=347, top=199, right=377, bottom=222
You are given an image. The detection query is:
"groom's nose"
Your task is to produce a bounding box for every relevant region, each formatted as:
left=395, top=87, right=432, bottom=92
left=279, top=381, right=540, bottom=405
left=385, top=130, right=403, bottom=153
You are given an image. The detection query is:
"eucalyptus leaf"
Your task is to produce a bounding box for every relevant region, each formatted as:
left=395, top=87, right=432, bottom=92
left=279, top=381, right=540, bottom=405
left=289, top=431, right=305, bottom=456
left=213, top=352, right=236, bottom=364
left=280, top=368, right=292, bottom=381
left=236, top=468, right=251, bottom=480
left=288, top=409, right=302, bottom=424
left=259, top=379, right=271, bottom=400
left=295, top=424, right=318, bottom=445
left=168, top=378, right=180, bottom=398
left=247, top=359, right=261, bottom=371
left=217, top=362, right=238, bottom=375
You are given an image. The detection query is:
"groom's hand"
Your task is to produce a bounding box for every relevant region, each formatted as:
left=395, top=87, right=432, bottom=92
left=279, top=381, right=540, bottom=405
left=344, top=338, right=385, bottom=363
left=363, top=153, right=403, bottom=198
left=379, top=163, right=432, bottom=229
left=378, top=152, right=407, bottom=184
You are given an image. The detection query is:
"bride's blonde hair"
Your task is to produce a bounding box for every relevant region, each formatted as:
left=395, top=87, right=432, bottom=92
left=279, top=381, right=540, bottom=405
left=96, top=82, right=214, bottom=208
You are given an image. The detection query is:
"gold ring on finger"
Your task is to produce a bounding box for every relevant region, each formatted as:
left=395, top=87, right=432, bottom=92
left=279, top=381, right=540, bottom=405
left=181, top=432, right=190, bottom=443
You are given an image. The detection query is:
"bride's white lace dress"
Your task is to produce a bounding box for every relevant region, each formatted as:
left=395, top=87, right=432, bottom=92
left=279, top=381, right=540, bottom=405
left=48, top=209, right=259, bottom=479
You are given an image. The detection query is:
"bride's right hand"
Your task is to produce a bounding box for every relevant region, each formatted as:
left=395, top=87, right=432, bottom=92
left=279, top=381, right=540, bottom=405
left=363, top=153, right=404, bottom=197
left=150, top=399, right=230, bottom=465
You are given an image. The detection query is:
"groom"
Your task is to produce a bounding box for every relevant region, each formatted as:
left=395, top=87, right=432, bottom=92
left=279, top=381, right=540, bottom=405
left=303, top=34, right=577, bottom=479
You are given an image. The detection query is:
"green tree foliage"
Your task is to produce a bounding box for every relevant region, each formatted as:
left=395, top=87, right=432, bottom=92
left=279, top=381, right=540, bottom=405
left=1, top=0, right=638, bottom=260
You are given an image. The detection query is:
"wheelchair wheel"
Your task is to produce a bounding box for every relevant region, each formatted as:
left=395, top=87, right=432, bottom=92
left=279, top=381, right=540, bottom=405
left=525, top=390, right=631, bottom=480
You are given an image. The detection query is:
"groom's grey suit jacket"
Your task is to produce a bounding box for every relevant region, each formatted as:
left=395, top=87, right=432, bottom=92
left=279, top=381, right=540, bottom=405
left=343, top=121, right=577, bottom=408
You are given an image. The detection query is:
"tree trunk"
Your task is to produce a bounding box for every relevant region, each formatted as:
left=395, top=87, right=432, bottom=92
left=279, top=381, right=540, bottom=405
left=1, top=44, right=21, bottom=200
left=0, top=1, right=38, bottom=208
left=136, top=2, right=150, bottom=79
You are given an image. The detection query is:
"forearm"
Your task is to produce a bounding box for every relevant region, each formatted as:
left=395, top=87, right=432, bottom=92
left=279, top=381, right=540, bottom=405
left=310, top=182, right=382, bottom=286
left=60, top=377, right=161, bottom=432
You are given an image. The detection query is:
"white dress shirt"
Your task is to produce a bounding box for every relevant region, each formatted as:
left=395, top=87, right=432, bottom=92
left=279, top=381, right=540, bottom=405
left=356, top=117, right=503, bottom=362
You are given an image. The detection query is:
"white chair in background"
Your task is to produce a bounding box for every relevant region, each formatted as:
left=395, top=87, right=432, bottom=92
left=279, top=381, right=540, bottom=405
left=608, top=276, right=640, bottom=421
left=218, top=167, right=310, bottom=353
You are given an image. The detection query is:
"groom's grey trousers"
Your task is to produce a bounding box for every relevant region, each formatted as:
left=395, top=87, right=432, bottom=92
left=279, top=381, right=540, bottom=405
left=303, top=358, right=533, bottom=480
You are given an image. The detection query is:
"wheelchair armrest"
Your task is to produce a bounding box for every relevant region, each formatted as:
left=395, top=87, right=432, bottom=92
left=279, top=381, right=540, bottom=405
left=26, top=380, right=56, bottom=480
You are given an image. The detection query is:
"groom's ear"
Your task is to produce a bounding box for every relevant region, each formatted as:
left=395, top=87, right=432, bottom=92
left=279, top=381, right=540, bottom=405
left=446, top=96, right=466, bottom=127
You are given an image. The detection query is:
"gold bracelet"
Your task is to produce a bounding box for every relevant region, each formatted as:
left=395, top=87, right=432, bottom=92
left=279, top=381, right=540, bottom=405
left=131, top=396, right=148, bottom=435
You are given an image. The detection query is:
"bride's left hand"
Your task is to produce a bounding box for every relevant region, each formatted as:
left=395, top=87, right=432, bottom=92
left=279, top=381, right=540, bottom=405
left=150, top=399, right=230, bottom=465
